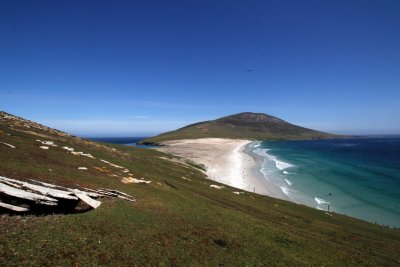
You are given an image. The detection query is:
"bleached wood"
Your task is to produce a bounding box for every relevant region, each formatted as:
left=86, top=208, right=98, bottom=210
left=28, top=179, right=62, bottom=188
left=116, top=195, right=136, bottom=202
left=0, top=182, right=58, bottom=205
left=96, top=189, right=118, bottom=197
left=99, top=189, right=135, bottom=202
left=0, top=176, right=133, bottom=211
left=0, top=176, right=78, bottom=200
left=0, top=176, right=23, bottom=185
left=20, top=183, right=78, bottom=200
left=100, top=159, right=124, bottom=169
left=0, top=142, right=16, bottom=148
left=72, top=190, right=101, bottom=209
left=0, top=201, right=29, bottom=212
left=105, top=189, right=133, bottom=198
left=1, top=180, right=22, bottom=188
left=80, top=187, right=105, bottom=198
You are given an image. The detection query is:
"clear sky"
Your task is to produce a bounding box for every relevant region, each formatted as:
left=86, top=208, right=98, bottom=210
left=1, top=0, right=399, bottom=137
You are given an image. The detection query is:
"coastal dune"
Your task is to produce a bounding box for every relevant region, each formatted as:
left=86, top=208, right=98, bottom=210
left=156, top=138, right=289, bottom=200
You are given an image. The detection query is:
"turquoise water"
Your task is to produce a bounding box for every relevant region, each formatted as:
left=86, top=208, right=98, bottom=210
left=251, top=137, right=400, bottom=227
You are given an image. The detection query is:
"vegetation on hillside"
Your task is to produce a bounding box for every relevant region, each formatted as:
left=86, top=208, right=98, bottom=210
left=0, top=111, right=399, bottom=266
left=141, top=112, right=341, bottom=144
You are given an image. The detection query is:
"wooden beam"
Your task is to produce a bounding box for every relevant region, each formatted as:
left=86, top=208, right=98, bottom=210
left=72, top=190, right=101, bottom=209
left=0, top=176, right=78, bottom=200
left=0, top=201, right=28, bottom=212
left=0, top=182, right=58, bottom=205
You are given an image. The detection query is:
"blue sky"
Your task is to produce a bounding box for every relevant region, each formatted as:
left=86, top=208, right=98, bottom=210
left=1, top=0, right=399, bottom=136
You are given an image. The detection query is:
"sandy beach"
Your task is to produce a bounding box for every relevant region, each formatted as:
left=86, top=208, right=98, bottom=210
left=156, top=138, right=289, bottom=200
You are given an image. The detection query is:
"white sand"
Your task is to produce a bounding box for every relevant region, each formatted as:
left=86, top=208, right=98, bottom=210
left=156, top=138, right=289, bottom=200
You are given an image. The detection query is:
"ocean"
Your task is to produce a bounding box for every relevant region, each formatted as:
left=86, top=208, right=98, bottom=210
left=89, top=137, right=158, bottom=148
left=250, top=137, right=400, bottom=227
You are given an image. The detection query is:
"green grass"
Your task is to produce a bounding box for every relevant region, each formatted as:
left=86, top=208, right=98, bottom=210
left=0, top=118, right=400, bottom=266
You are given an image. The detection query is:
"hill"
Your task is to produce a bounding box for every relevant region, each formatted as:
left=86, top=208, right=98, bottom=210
left=141, top=112, right=340, bottom=144
left=0, top=111, right=399, bottom=266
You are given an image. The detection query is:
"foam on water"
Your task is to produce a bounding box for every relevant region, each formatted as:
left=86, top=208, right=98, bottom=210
left=284, top=178, right=292, bottom=186
left=253, top=148, right=294, bottom=170
left=314, top=197, right=330, bottom=205
left=280, top=186, right=292, bottom=198
left=275, top=160, right=294, bottom=170
left=252, top=141, right=262, bottom=148
left=280, top=186, right=303, bottom=202
left=260, top=167, right=269, bottom=180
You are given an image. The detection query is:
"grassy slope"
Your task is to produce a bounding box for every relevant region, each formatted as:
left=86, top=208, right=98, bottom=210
left=0, top=116, right=399, bottom=266
left=141, top=112, right=339, bottom=144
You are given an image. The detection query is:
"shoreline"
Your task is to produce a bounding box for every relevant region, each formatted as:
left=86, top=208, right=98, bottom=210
left=243, top=143, right=290, bottom=200
left=155, top=138, right=289, bottom=200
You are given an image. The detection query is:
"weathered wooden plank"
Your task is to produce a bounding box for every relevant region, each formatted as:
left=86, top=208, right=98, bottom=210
left=0, top=142, right=16, bottom=149
left=116, top=195, right=136, bottom=202
left=0, top=176, right=135, bottom=212
left=0, top=180, right=22, bottom=188
left=104, top=189, right=133, bottom=198
left=0, top=176, right=25, bottom=186
left=28, top=179, right=59, bottom=188
left=100, top=159, right=124, bottom=169
left=28, top=178, right=101, bottom=198
left=0, top=176, right=78, bottom=200
left=20, top=183, right=78, bottom=200
left=80, top=187, right=105, bottom=198
left=96, top=189, right=118, bottom=197
left=72, top=190, right=101, bottom=209
left=100, top=189, right=135, bottom=202
left=0, top=182, right=58, bottom=205
left=0, top=201, right=29, bottom=212
left=28, top=179, right=73, bottom=192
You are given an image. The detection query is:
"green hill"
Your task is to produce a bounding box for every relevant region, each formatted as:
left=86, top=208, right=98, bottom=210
left=141, top=112, right=340, bottom=144
left=0, top=111, right=399, bottom=266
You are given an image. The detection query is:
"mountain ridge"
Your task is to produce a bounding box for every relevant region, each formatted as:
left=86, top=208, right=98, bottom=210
left=141, top=112, right=341, bottom=144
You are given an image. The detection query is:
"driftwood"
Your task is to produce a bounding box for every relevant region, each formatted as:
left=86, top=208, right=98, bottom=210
left=0, top=182, right=58, bottom=205
left=0, top=142, right=16, bottom=149
left=0, top=176, right=135, bottom=214
left=0, top=177, right=79, bottom=201
left=72, top=189, right=101, bottom=209
left=0, top=200, right=29, bottom=212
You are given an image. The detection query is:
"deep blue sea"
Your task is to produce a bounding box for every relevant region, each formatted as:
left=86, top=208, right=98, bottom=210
left=89, top=137, right=157, bottom=148
left=251, top=137, right=400, bottom=227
